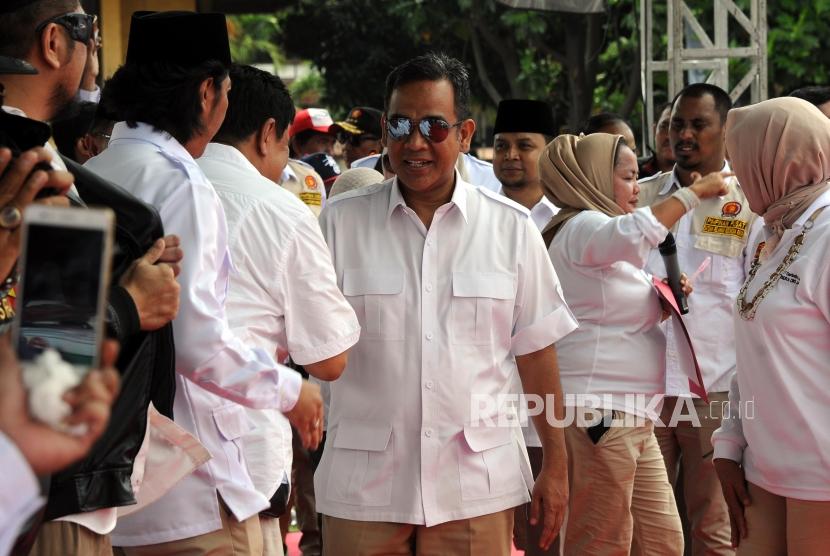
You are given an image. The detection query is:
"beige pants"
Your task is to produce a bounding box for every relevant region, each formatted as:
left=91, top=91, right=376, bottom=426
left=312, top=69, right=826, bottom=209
left=260, top=515, right=283, bottom=556
left=323, top=508, right=514, bottom=556
left=564, top=416, right=684, bottom=556
left=656, top=394, right=734, bottom=556
left=737, top=482, right=830, bottom=556
left=115, top=497, right=263, bottom=556
left=29, top=520, right=113, bottom=556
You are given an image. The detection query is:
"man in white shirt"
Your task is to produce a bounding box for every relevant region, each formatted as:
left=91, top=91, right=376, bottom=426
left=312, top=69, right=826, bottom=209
left=492, top=98, right=559, bottom=556
left=639, top=83, right=756, bottom=556
left=197, top=64, right=360, bottom=556
left=84, top=12, right=324, bottom=555
left=317, top=52, right=578, bottom=555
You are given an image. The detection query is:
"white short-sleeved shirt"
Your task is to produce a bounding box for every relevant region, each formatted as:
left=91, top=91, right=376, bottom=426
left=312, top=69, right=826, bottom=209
left=0, top=433, right=42, bottom=556
left=198, top=143, right=360, bottom=499
left=712, top=190, right=830, bottom=501
left=548, top=208, right=669, bottom=415
left=87, top=123, right=302, bottom=545
left=316, top=174, right=578, bottom=526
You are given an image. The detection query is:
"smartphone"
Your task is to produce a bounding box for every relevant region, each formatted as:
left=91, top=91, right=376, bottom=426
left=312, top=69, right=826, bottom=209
left=13, top=205, right=114, bottom=370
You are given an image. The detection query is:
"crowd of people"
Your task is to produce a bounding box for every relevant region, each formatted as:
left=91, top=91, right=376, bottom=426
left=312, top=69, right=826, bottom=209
left=0, top=2, right=829, bottom=556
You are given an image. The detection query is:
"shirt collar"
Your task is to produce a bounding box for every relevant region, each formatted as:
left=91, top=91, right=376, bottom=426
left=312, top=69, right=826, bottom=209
left=280, top=159, right=298, bottom=183
left=660, top=160, right=732, bottom=195
left=110, top=121, right=194, bottom=165
left=793, top=188, right=830, bottom=227
left=387, top=170, right=470, bottom=223
left=1, top=105, right=26, bottom=117
left=201, top=142, right=261, bottom=176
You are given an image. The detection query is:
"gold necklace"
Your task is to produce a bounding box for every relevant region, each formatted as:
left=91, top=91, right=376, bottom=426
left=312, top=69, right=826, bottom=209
left=737, top=206, right=826, bottom=321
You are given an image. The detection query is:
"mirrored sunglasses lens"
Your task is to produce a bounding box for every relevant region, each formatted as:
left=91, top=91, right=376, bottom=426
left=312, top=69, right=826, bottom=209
left=387, top=118, right=412, bottom=141
left=421, top=119, right=450, bottom=143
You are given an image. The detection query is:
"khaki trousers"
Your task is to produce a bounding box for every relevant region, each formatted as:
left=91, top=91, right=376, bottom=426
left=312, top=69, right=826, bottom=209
left=29, top=520, right=113, bottom=556
left=260, top=515, right=283, bottom=556
left=513, top=446, right=560, bottom=555
left=322, top=508, right=514, bottom=556
left=737, top=482, right=830, bottom=556
left=564, top=416, right=683, bottom=556
left=114, top=497, right=263, bottom=556
left=656, top=394, right=734, bottom=556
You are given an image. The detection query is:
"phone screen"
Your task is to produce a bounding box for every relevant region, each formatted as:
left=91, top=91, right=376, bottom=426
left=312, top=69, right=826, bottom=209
left=16, top=222, right=107, bottom=367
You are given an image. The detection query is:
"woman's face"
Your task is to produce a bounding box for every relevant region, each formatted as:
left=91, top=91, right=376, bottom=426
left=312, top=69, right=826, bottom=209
left=613, top=145, right=640, bottom=213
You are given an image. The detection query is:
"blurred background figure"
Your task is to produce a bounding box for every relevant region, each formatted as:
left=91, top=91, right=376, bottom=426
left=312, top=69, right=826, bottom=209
left=788, top=85, right=830, bottom=118
left=329, top=166, right=383, bottom=198
left=330, top=106, right=382, bottom=168
left=583, top=111, right=637, bottom=153
left=301, top=152, right=341, bottom=196
left=290, top=108, right=335, bottom=157
left=51, top=101, right=114, bottom=163
left=638, top=102, right=675, bottom=179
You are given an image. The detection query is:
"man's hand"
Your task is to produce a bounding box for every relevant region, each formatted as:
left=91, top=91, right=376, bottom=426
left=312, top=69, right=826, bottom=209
left=0, top=337, right=120, bottom=475
left=120, top=238, right=181, bottom=331
left=530, top=462, right=568, bottom=550
left=80, top=35, right=100, bottom=92
left=0, top=147, right=72, bottom=278
left=158, top=234, right=183, bottom=276
left=285, top=380, right=323, bottom=450
left=714, top=458, right=751, bottom=548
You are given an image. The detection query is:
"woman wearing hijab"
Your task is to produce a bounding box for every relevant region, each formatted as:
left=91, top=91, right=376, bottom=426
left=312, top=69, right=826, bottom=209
left=711, top=97, right=830, bottom=555
left=539, top=133, right=728, bottom=555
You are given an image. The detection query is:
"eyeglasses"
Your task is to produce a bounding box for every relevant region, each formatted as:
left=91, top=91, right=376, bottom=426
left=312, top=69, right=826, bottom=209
left=36, top=13, right=97, bottom=45
left=337, top=132, right=379, bottom=147
left=385, top=117, right=462, bottom=144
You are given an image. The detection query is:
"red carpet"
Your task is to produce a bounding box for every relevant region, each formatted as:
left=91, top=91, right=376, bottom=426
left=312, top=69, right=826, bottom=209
left=284, top=532, right=524, bottom=555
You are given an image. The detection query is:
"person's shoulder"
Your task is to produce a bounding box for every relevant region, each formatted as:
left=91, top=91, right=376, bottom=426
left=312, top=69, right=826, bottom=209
left=474, top=185, right=531, bottom=218
left=638, top=169, right=671, bottom=189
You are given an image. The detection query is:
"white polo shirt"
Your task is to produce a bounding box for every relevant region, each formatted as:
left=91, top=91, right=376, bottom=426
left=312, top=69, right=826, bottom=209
left=198, top=143, right=360, bottom=500
left=713, top=189, right=830, bottom=501
left=316, top=174, right=577, bottom=526
left=87, top=123, right=302, bottom=545
left=548, top=208, right=669, bottom=415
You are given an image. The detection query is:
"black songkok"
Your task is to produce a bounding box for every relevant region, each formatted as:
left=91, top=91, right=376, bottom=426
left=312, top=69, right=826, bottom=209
left=126, top=11, right=232, bottom=66
left=493, top=99, right=556, bottom=136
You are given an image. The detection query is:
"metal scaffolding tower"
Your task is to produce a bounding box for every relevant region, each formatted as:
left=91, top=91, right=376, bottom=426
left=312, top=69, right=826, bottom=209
left=640, top=0, right=768, bottom=149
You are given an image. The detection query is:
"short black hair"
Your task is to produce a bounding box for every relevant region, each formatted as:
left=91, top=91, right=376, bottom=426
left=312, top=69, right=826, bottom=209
left=101, top=60, right=228, bottom=146
left=672, top=83, right=732, bottom=123
left=582, top=112, right=630, bottom=135
left=0, top=0, right=79, bottom=59
left=213, top=64, right=294, bottom=146
left=789, top=85, right=830, bottom=107
left=384, top=52, right=471, bottom=120
left=51, top=100, right=96, bottom=161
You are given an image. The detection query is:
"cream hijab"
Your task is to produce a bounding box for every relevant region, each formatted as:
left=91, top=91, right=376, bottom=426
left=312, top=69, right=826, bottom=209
left=540, top=133, right=624, bottom=245
left=725, top=97, right=830, bottom=248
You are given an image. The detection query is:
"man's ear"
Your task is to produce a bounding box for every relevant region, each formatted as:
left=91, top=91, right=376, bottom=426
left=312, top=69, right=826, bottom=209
left=257, top=117, right=276, bottom=156
left=199, top=77, right=215, bottom=119
left=38, top=23, right=66, bottom=69
left=76, top=135, right=95, bottom=160
left=458, top=118, right=476, bottom=154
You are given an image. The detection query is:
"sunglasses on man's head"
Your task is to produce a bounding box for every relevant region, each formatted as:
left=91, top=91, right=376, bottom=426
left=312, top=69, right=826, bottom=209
left=36, top=13, right=97, bottom=45
left=385, top=117, right=462, bottom=144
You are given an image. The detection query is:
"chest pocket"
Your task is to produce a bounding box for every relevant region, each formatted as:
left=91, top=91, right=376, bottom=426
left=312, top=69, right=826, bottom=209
left=343, top=269, right=405, bottom=341
left=451, top=272, right=514, bottom=345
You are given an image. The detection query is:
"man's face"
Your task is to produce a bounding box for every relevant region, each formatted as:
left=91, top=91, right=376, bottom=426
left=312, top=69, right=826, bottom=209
left=383, top=79, right=473, bottom=195
left=670, top=93, right=725, bottom=172
left=492, top=132, right=547, bottom=190
left=654, top=106, right=673, bottom=163
left=51, top=4, right=89, bottom=120
left=297, top=131, right=335, bottom=157
left=204, top=75, right=231, bottom=141
left=343, top=134, right=382, bottom=167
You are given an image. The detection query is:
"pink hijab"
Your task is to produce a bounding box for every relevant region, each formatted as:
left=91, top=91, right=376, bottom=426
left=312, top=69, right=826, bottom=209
left=725, top=97, right=830, bottom=244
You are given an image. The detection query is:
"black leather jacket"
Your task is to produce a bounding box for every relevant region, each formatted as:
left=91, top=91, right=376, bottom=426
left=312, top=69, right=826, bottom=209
left=42, top=158, right=176, bottom=520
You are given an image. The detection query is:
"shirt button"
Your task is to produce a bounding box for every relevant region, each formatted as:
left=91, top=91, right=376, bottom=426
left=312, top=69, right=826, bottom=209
left=424, top=428, right=433, bottom=438
left=425, top=380, right=434, bottom=390
left=425, top=283, right=433, bottom=292
left=427, top=239, right=434, bottom=247
left=426, top=332, right=433, bottom=340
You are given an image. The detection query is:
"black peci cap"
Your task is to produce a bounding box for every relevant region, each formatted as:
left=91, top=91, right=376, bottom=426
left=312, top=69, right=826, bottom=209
left=493, top=99, right=556, bottom=136
left=126, top=11, right=231, bottom=66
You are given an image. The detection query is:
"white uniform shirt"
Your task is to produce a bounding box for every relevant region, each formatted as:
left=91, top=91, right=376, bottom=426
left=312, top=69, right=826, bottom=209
left=0, top=433, right=42, bottom=556
left=352, top=153, right=502, bottom=192
left=316, top=174, right=577, bottom=526
left=498, top=190, right=559, bottom=448
left=198, top=143, right=359, bottom=499
left=549, top=208, right=669, bottom=415
left=641, top=166, right=751, bottom=395
left=87, top=123, right=301, bottom=545
left=712, top=190, right=830, bottom=501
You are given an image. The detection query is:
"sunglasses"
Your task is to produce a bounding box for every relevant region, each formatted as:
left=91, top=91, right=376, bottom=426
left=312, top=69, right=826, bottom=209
left=337, top=132, right=379, bottom=147
left=385, top=117, right=462, bottom=144
left=36, top=13, right=97, bottom=45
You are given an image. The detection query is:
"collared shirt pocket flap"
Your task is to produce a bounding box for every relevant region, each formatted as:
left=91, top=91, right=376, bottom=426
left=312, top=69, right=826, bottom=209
left=212, top=404, right=254, bottom=441
left=333, top=420, right=393, bottom=452
left=452, top=272, right=513, bottom=299
left=463, top=425, right=513, bottom=452
left=343, top=269, right=404, bottom=296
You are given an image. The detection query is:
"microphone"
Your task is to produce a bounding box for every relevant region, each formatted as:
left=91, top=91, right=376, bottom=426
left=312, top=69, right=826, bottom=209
left=659, top=232, right=689, bottom=315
